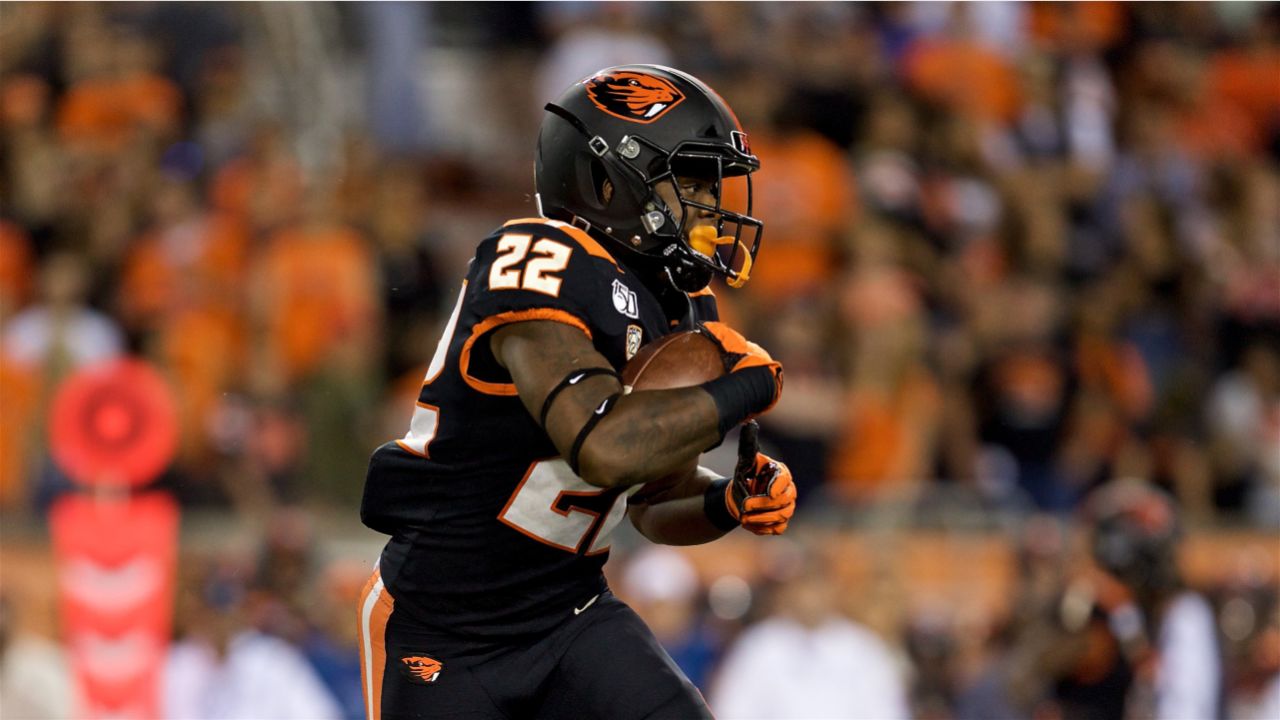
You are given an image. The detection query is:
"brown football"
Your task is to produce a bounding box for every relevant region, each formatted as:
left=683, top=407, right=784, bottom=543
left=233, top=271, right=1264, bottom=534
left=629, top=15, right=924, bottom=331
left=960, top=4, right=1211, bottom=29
left=621, top=330, right=725, bottom=500
left=622, top=330, right=725, bottom=391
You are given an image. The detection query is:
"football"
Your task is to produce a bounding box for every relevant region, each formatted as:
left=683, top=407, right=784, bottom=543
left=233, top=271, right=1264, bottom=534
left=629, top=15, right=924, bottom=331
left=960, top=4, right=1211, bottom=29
left=621, top=330, right=725, bottom=499
left=621, top=330, right=726, bottom=391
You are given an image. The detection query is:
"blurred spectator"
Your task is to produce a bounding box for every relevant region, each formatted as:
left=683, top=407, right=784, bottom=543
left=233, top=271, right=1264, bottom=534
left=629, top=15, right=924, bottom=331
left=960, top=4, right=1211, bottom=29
left=534, top=3, right=671, bottom=120
left=1234, top=604, right=1280, bottom=720
left=1, top=73, right=63, bottom=241
left=2, top=252, right=125, bottom=509
left=755, top=295, right=845, bottom=505
left=209, top=122, right=304, bottom=235
left=164, top=561, right=342, bottom=720
left=725, top=69, right=857, bottom=307
left=969, top=279, right=1078, bottom=511
left=119, top=178, right=251, bottom=471
left=908, top=2, right=1030, bottom=59
left=243, top=185, right=383, bottom=502
left=620, top=546, right=721, bottom=692
left=368, top=162, right=446, bottom=380
left=249, top=185, right=380, bottom=388
left=903, top=5, right=1022, bottom=126
left=2, top=251, right=124, bottom=372
left=0, top=592, right=75, bottom=719
left=360, top=2, right=434, bottom=154
left=56, top=18, right=181, bottom=153
left=0, top=221, right=36, bottom=318
left=955, top=514, right=1074, bottom=720
left=0, top=354, right=39, bottom=509
left=710, top=542, right=909, bottom=719
left=301, top=561, right=368, bottom=720
left=829, top=223, right=940, bottom=505
left=208, top=393, right=308, bottom=510
left=1215, top=569, right=1280, bottom=720
left=1207, top=342, right=1280, bottom=526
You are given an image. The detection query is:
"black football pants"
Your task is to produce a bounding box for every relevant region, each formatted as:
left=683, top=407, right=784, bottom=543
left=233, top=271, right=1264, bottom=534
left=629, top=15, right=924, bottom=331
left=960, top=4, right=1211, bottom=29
left=358, top=572, right=710, bottom=720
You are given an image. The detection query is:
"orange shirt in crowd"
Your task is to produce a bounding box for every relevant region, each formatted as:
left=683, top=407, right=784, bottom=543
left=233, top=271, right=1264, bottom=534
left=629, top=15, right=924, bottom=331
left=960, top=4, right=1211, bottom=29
left=120, top=213, right=252, bottom=463
left=255, top=224, right=379, bottom=382
left=56, top=73, right=181, bottom=149
left=1029, top=2, right=1127, bottom=51
left=210, top=154, right=304, bottom=230
left=161, top=307, right=248, bottom=465
left=829, top=370, right=941, bottom=503
left=0, top=221, right=35, bottom=314
left=727, top=130, right=856, bottom=303
left=904, top=38, right=1022, bottom=125
left=1, top=74, right=51, bottom=128
left=1076, top=334, right=1154, bottom=423
left=0, top=358, right=39, bottom=509
left=1210, top=47, right=1280, bottom=142
left=120, top=213, right=250, bottom=328
left=1176, top=96, right=1260, bottom=164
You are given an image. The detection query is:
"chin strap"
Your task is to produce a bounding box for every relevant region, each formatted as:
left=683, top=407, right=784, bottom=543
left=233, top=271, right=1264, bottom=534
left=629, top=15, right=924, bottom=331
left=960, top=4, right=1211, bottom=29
left=688, top=226, right=753, bottom=288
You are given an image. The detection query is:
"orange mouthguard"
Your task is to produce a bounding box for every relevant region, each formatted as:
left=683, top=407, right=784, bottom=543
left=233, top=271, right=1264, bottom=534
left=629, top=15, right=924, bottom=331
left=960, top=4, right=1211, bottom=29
left=688, top=226, right=753, bottom=288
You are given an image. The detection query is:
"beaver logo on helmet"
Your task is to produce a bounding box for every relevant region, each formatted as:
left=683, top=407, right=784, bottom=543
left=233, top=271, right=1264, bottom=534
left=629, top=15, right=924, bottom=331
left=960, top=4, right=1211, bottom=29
left=584, top=71, right=686, bottom=123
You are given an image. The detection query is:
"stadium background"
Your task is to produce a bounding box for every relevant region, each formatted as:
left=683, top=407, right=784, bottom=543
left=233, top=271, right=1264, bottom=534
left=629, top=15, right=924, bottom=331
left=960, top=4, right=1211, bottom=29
left=0, top=2, right=1277, bottom=718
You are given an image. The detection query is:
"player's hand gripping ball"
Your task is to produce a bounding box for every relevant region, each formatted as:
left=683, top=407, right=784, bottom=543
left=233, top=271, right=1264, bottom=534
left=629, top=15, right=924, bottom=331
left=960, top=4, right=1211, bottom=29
left=697, top=321, right=783, bottom=415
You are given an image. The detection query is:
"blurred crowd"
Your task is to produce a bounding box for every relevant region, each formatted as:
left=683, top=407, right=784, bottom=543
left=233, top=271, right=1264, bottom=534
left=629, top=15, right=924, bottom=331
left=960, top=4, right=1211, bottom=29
left=1, top=2, right=1278, bottom=719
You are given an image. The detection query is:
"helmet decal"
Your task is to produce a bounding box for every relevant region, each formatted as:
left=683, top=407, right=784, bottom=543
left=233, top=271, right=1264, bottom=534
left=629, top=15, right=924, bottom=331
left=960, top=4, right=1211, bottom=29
left=584, top=71, right=686, bottom=124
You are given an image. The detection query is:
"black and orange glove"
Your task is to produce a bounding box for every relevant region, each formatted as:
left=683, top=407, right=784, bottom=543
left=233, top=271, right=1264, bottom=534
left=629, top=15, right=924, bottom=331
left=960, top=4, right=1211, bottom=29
left=697, top=322, right=784, bottom=440
left=726, top=422, right=796, bottom=535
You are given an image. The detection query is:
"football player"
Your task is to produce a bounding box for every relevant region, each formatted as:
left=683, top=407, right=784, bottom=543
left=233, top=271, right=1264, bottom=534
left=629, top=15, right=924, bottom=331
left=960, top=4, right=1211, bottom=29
left=357, top=65, right=795, bottom=719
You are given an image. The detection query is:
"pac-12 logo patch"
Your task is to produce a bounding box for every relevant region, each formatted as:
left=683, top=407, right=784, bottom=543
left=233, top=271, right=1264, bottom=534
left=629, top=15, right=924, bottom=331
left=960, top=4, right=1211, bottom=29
left=400, top=655, right=443, bottom=684
left=585, top=71, right=686, bottom=124
left=612, top=279, right=639, bottom=319
left=626, top=325, right=643, bottom=360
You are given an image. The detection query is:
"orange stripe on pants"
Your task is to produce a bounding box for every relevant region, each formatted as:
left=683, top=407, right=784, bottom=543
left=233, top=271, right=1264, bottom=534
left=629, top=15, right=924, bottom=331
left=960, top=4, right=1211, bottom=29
left=358, top=566, right=394, bottom=720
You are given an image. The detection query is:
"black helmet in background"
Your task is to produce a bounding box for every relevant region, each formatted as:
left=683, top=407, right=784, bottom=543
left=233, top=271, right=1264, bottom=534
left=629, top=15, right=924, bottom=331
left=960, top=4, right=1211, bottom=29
left=536, top=65, right=762, bottom=292
left=1086, top=479, right=1183, bottom=597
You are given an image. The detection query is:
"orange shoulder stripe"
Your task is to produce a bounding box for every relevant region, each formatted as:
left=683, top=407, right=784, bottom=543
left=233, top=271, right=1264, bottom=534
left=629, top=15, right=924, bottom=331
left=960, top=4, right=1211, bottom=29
left=460, top=308, right=593, bottom=396
left=689, top=285, right=715, bottom=298
left=502, top=217, right=620, bottom=270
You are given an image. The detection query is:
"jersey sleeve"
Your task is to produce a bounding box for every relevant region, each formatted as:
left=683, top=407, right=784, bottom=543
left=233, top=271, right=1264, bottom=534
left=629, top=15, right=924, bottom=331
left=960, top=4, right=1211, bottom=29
left=458, top=219, right=624, bottom=393
left=466, top=218, right=621, bottom=333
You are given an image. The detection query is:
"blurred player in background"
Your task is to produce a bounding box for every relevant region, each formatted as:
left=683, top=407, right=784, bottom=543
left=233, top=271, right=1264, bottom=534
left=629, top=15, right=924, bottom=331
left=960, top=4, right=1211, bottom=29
left=960, top=479, right=1222, bottom=720
left=357, top=65, right=794, bottom=719
left=1082, top=479, right=1223, bottom=720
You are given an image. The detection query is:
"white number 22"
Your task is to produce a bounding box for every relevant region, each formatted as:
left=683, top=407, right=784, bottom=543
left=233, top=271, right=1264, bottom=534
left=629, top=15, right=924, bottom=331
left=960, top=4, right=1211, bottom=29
left=500, top=459, right=639, bottom=556
left=489, top=234, right=572, bottom=296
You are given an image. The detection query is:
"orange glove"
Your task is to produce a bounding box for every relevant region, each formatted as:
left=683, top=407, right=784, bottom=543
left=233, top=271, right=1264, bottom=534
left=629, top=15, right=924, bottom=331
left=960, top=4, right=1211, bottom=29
left=698, top=321, right=783, bottom=415
left=725, top=422, right=797, bottom=535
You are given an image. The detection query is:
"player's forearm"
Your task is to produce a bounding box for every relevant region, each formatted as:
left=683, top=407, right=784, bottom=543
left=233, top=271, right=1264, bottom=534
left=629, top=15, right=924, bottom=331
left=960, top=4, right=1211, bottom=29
left=628, top=468, right=732, bottom=545
left=576, top=388, right=721, bottom=489
left=630, top=494, right=730, bottom=545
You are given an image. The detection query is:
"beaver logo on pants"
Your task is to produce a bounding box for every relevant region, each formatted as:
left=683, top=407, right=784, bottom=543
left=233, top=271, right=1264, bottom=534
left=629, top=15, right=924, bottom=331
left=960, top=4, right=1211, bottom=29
left=400, top=655, right=443, bottom=684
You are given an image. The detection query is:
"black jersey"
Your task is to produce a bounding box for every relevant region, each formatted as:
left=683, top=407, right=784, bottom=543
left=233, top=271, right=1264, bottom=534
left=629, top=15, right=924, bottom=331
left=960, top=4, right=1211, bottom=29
left=361, top=217, right=719, bottom=639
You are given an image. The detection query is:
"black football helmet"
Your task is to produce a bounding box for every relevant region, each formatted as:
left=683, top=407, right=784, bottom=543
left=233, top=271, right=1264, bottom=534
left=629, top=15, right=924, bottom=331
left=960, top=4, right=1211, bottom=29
left=1086, top=479, right=1183, bottom=596
left=536, top=64, right=763, bottom=292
